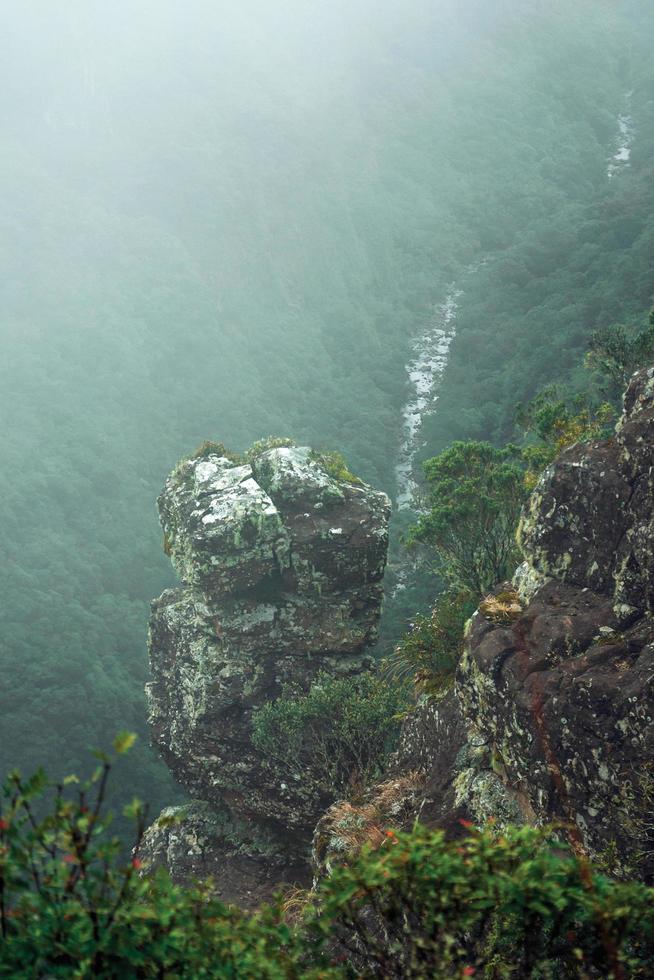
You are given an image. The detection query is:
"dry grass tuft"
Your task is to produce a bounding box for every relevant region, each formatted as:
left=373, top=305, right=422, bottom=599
left=479, top=590, right=522, bottom=625
left=314, top=772, right=425, bottom=871
left=279, top=885, right=317, bottom=925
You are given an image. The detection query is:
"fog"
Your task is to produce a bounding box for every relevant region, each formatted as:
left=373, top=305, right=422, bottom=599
left=1, top=0, right=651, bottom=823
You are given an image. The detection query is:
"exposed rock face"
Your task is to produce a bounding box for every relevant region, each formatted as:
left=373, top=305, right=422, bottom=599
left=143, top=444, right=390, bottom=899
left=317, top=368, right=654, bottom=883
left=312, top=689, right=521, bottom=876
left=458, top=366, right=654, bottom=879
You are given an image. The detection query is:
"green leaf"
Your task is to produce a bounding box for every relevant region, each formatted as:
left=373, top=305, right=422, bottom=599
left=113, top=731, right=138, bottom=755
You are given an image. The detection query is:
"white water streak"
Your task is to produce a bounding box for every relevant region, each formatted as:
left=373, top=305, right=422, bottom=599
left=395, top=286, right=461, bottom=511
left=608, top=91, right=634, bottom=179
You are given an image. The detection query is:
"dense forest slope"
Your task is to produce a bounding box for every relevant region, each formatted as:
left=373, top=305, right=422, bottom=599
left=2, top=0, right=654, bottom=823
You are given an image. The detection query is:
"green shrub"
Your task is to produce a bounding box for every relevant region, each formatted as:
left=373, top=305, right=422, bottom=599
left=251, top=672, right=403, bottom=796
left=246, top=436, right=297, bottom=461
left=585, top=310, right=654, bottom=395
left=309, top=450, right=362, bottom=485
left=188, top=436, right=298, bottom=468
left=516, top=386, right=615, bottom=489
left=309, top=822, right=654, bottom=978
left=409, top=441, right=527, bottom=596
left=386, top=591, right=476, bottom=695
left=188, top=440, right=244, bottom=464
left=0, top=740, right=313, bottom=979
left=2, top=753, right=654, bottom=978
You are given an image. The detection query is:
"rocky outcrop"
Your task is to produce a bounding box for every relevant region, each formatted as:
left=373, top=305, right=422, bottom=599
left=458, top=366, right=654, bottom=878
left=316, top=367, right=654, bottom=883
left=142, top=443, right=390, bottom=901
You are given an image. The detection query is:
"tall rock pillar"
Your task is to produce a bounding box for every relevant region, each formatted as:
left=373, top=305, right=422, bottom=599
left=141, top=443, right=390, bottom=904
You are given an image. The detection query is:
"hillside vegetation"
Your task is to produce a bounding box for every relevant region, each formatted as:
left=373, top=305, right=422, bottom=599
left=2, top=0, right=654, bottom=828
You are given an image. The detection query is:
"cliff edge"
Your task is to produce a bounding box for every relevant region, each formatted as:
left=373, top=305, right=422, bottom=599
left=317, top=368, right=654, bottom=882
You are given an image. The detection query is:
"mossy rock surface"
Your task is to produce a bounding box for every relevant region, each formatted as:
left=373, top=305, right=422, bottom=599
left=146, top=440, right=391, bottom=883
left=458, top=368, right=654, bottom=881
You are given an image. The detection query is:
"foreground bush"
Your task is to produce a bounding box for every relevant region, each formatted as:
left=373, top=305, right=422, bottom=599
left=0, top=740, right=313, bottom=979
left=2, top=747, right=654, bottom=977
left=311, top=823, right=654, bottom=978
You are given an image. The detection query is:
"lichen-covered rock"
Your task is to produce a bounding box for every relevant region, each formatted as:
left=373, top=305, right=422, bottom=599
left=160, top=446, right=389, bottom=598
left=458, top=367, right=654, bottom=879
left=139, top=801, right=311, bottom=910
left=517, top=439, right=628, bottom=595
left=518, top=365, right=654, bottom=619
left=394, top=691, right=523, bottom=831
left=311, top=689, right=522, bottom=877
left=613, top=369, right=654, bottom=616
left=146, top=586, right=374, bottom=833
left=146, top=443, right=390, bottom=895
left=160, top=456, right=289, bottom=595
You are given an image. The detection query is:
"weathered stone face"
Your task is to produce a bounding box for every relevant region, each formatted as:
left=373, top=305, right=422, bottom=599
left=458, top=367, right=654, bottom=879
left=140, top=801, right=311, bottom=909
left=158, top=456, right=289, bottom=594
left=159, top=447, right=389, bottom=599
left=145, top=443, right=390, bottom=887
left=146, top=586, right=374, bottom=833
left=517, top=440, right=628, bottom=595
left=518, top=365, right=654, bottom=618
left=332, top=368, right=654, bottom=884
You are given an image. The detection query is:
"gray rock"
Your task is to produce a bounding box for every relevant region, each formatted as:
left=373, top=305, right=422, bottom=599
left=159, top=455, right=289, bottom=595
left=144, top=443, right=390, bottom=895
left=458, top=367, right=654, bottom=879
left=140, top=800, right=310, bottom=910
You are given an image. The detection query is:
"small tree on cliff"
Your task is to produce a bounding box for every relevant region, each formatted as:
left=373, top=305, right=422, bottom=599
left=515, top=385, right=615, bottom=489
left=409, top=441, right=526, bottom=596
left=585, top=310, right=654, bottom=395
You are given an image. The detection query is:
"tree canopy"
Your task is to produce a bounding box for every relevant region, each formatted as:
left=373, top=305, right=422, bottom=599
left=409, top=442, right=526, bottom=596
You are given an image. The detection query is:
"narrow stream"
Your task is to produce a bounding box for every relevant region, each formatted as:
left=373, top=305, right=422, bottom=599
left=395, top=285, right=461, bottom=511
left=395, top=89, right=634, bottom=519
left=608, top=91, right=634, bottom=179
left=388, top=93, right=635, bottom=604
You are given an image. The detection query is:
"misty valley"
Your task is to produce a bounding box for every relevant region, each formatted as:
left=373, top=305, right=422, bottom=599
left=3, top=1, right=654, bottom=975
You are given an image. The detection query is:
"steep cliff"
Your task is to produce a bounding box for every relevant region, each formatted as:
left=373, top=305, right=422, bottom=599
left=317, top=368, right=654, bottom=882
left=459, top=366, right=654, bottom=878
left=142, top=443, right=390, bottom=904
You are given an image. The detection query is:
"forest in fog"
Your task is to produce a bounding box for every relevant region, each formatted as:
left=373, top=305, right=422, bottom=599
left=2, top=0, right=654, bottom=829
